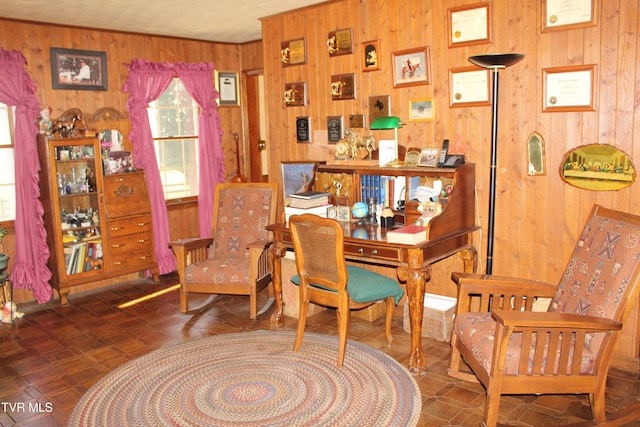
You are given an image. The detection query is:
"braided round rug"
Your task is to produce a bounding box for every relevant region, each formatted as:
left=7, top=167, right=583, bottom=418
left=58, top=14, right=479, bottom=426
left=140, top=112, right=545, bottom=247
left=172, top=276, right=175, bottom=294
left=69, top=330, right=421, bottom=426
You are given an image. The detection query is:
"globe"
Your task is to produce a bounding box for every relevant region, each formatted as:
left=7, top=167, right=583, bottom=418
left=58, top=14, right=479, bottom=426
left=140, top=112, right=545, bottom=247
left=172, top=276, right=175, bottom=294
left=351, top=202, right=368, bottom=219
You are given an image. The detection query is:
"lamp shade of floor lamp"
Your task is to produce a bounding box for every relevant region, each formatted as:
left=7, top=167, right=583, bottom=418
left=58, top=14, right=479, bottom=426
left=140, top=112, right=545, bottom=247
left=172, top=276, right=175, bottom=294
left=468, top=53, right=524, bottom=275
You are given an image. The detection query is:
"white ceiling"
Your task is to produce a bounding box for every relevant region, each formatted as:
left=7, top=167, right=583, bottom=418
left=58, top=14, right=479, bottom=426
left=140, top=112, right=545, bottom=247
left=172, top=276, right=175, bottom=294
left=0, top=0, right=329, bottom=43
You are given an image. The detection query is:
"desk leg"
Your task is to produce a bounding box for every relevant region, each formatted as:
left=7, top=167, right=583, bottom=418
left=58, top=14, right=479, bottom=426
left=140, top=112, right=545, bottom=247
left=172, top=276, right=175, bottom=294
left=398, top=265, right=431, bottom=374
left=269, top=243, right=287, bottom=329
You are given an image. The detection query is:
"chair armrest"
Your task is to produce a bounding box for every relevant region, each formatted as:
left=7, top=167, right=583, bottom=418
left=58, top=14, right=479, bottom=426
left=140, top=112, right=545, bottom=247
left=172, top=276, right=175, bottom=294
left=492, top=309, right=623, bottom=332
left=453, top=272, right=558, bottom=314
left=169, top=237, right=214, bottom=250
left=247, top=238, right=273, bottom=250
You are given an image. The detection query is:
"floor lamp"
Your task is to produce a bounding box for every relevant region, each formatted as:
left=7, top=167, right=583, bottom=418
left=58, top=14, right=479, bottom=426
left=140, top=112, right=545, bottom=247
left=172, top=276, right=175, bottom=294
left=468, top=53, right=524, bottom=275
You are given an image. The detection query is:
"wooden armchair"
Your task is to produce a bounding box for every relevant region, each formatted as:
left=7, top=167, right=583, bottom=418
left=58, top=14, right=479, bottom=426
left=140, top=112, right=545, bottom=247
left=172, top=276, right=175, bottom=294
left=289, top=214, right=404, bottom=367
left=448, top=204, right=640, bottom=427
left=169, top=182, right=278, bottom=318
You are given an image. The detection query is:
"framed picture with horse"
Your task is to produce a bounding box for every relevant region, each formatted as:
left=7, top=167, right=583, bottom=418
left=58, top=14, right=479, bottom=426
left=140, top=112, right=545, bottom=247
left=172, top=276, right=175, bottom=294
left=391, top=46, right=431, bottom=88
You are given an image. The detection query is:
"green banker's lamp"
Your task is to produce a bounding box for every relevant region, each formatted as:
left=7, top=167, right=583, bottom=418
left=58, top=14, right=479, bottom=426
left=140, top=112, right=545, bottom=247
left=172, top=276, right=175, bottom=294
left=370, top=116, right=405, bottom=167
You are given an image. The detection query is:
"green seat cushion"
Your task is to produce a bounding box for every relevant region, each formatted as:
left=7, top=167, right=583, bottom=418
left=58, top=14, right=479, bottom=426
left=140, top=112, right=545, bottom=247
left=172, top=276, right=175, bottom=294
left=291, top=265, right=404, bottom=304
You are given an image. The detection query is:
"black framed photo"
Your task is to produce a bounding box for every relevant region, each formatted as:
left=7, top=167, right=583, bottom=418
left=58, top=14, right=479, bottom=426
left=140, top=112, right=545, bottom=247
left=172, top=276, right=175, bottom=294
left=50, top=48, right=107, bottom=91
left=215, top=71, right=240, bottom=106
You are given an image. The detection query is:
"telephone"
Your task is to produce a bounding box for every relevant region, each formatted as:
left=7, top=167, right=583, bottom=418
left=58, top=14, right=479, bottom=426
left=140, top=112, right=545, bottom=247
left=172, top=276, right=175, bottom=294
left=437, top=139, right=465, bottom=168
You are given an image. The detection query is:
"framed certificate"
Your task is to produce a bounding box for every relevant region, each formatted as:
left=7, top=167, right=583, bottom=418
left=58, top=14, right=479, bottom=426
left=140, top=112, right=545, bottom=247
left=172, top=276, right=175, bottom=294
left=543, top=65, right=596, bottom=112
left=215, top=71, right=239, bottom=106
left=449, top=67, right=490, bottom=107
left=448, top=2, right=492, bottom=48
left=543, top=0, right=597, bottom=32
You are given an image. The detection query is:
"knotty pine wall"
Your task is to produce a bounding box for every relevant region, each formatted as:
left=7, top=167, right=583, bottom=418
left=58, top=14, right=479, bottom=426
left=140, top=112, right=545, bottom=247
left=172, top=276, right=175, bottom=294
left=261, top=0, right=640, bottom=370
left=0, top=18, right=261, bottom=303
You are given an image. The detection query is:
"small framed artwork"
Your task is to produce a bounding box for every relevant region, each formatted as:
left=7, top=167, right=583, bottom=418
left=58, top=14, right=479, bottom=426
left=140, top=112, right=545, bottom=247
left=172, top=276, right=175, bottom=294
left=542, top=0, right=597, bottom=33
left=296, top=117, right=312, bottom=143
left=362, top=40, right=380, bottom=72
left=50, top=48, right=107, bottom=91
left=284, top=82, right=307, bottom=107
left=215, top=71, right=239, bottom=106
left=369, top=95, right=391, bottom=126
left=281, top=38, right=306, bottom=67
left=327, top=116, right=344, bottom=143
left=449, top=67, right=491, bottom=107
left=409, top=98, right=435, bottom=122
left=448, top=2, right=492, bottom=48
left=280, top=161, right=320, bottom=205
left=543, top=65, right=596, bottom=112
left=391, top=47, right=431, bottom=88
left=331, top=73, right=356, bottom=100
left=337, top=205, right=351, bottom=222
left=418, top=148, right=439, bottom=168
left=327, top=28, right=353, bottom=57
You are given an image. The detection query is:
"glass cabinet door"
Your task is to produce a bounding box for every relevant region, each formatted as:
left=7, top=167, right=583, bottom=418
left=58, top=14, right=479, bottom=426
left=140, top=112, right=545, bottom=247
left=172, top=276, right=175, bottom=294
left=50, top=140, right=104, bottom=277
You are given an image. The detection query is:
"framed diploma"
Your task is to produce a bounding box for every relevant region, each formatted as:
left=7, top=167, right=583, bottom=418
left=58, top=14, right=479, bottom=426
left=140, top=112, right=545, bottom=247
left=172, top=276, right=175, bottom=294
left=543, top=0, right=597, bottom=32
left=448, top=2, right=492, bottom=48
left=543, top=65, right=596, bottom=112
left=449, top=67, right=490, bottom=107
left=215, top=71, right=239, bottom=106
left=281, top=38, right=306, bottom=67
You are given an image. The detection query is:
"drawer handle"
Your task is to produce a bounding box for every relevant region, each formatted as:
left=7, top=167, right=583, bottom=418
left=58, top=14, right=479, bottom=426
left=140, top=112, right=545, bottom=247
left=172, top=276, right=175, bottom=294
left=112, top=243, right=126, bottom=248
left=114, top=260, right=127, bottom=265
left=357, top=248, right=378, bottom=256
left=137, top=222, right=150, bottom=227
left=139, top=255, right=150, bottom=260
left=138, top=239, right=149, bottom=243
left=110, top=226, right=124, bottom=231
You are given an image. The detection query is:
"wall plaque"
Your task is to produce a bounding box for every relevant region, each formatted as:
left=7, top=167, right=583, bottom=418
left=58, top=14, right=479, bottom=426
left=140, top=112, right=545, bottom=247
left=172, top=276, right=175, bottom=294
left=327, top=116, right=344, bottom=143
left=296, top=116, right=311, bottom=143
left=281, top=38, right=306, bottom=67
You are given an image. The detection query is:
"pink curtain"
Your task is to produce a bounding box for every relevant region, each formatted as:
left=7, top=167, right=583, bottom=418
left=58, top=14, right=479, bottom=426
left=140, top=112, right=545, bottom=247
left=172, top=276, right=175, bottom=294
left=0, top=48, right=52, bottom=303
left=175, top=63, right=225, bottom=237
left=122, top=60, right=225, bottom=274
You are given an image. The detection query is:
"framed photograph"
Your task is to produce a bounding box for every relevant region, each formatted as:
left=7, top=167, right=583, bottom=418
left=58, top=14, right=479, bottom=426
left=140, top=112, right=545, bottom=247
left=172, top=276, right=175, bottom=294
left=327, top=116, right=344, bottom=143
left=448, top=2, right=492, bottom=48
left=369, top=95, right=391, bottom=126
left=418, top=148, right=439, bottom=168
left=362, top=40, right=380, bottom=72
left=280, top=161, right=320, bottom=205
left=281, top=38, right=306, bottom=67
left=50, top=48, right=107, bottom=91
left=449, top=67, right=491, bottom=107
left=106, top=151, right=132, bottom=175
left=284, top=82, right=307, bottom=107
left=215, top=71, right=239, bottom=106
left=296, top=116, right=311, bottom=143
left=542, top=0, right=597, bottom=32
left=331, top=73, right=356, bottom=100
left=327, top=28, right=353, bottom=57
left=543, top=65, right=596, bottom=112
left=391, top=47, right=431, bottom=88
left=337, top=205, right=351, bottom=222
left=409, top=98, right=435, bottom=122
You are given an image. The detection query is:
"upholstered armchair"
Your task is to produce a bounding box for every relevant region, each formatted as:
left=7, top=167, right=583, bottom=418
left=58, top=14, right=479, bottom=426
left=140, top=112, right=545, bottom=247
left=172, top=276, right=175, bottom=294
left=448, top=204, right=640, bottom=427
left=170, top=182, right=278, bottom=319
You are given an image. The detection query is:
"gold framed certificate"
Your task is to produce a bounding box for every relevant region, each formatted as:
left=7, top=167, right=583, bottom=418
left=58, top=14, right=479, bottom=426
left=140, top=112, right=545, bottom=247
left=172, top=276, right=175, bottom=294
left=449, top=67, right=490, bottom=107
left=543, top=0, right=597, bottom=32
left=448, top=2, right=492, bottom=48
left=543, top=65, right=596, bottom=112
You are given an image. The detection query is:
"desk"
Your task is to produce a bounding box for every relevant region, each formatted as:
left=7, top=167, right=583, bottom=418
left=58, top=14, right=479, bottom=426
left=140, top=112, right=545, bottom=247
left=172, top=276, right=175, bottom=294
left=266, top=221, right=478, bottom=373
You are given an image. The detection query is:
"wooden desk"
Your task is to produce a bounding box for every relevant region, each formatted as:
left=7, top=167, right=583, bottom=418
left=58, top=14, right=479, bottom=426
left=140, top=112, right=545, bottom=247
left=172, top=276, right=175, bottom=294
left=266, top=221, right=479, bottom=373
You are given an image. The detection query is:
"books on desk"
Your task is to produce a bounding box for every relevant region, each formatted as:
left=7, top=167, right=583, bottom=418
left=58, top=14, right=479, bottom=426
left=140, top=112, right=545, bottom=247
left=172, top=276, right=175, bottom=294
left=285, top=204, right=331, bottom=224
left=288, top=191, right=330, bottom=208
left=386, top=225, right=428, bottom=245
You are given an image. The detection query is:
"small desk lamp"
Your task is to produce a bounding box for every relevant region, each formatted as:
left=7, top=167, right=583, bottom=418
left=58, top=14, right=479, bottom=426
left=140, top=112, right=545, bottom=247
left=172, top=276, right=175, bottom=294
left=468, top=53, right=524, bottom=275
left=370, top=116, right=404, bottom=167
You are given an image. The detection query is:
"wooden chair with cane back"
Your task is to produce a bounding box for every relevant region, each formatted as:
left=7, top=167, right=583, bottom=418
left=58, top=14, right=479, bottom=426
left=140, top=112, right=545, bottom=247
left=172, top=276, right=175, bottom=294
left=288, top=214, right=405, bottom=367
left=170, top=182, right=278, bottom=318
left=448, top=204, right=640, bottom=427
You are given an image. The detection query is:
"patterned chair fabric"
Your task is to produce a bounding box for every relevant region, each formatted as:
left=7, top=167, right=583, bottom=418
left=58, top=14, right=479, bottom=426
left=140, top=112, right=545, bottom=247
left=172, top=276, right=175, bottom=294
left=448, top=204, right=640, bottom=427
left=170, top=182, right=278, bottom=319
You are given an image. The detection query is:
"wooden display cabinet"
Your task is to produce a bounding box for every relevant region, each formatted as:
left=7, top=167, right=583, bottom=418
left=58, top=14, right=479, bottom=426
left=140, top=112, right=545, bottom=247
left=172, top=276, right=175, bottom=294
left=37, top=134, right=159, bottom=303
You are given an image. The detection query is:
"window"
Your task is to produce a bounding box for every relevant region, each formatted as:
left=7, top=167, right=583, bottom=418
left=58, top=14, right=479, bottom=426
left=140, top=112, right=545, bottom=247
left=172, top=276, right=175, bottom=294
left=0, top=102, right=16, bottom=222
left=147, top=78, right=199, bottom=200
